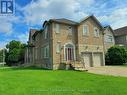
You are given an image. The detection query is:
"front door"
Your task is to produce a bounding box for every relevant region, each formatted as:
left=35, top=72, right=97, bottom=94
left=65, top=44, right=75, bottom=61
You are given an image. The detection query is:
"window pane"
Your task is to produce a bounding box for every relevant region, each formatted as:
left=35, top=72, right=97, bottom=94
left=94, top=28, right=99, bottom=37
left=68, top=26, right=72, bottom=35
left=44, top=26, right=48, bottom=39
left=44, top=45, right=49, bottom=58
left=55, top=24, right=60, bottom=33
left=56, top=43, right=61, bottom=53
left=83, top=25, right=88, bottom=35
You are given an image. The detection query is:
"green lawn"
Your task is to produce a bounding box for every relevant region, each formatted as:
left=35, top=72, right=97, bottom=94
left=0, top=67, right=127, bottom=95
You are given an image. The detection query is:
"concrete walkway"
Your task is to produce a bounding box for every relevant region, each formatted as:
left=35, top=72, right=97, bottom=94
left=87, top=66, right=127, bottom=77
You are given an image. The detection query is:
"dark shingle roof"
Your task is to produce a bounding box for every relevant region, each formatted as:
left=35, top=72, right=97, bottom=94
left=114, top=26, right=127, bottom=36
left=50, top=18, right=78, bottom=25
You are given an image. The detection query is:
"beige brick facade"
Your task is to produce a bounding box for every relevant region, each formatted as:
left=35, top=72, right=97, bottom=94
left=25, top=15, right=113, bottom=69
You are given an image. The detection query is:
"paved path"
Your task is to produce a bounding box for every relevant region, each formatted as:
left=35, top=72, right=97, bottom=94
left=87, top=66, right=127, bottom=77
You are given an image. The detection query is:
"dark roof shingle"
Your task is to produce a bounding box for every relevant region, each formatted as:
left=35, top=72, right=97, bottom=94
left=50, top=18, right=78, bottom=25
left=114, top=26, right=127, bottom=36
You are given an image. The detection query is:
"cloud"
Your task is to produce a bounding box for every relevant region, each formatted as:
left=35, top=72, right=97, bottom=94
left=98, top=7, right=127, bottom=29
left=0, top=42, right=8, bottom=48
left=17, top=32, right=29, bottom=43
left=22, top=0, right=94, bottom=25
left=0, top=16, right=20, bottom=33
left=21, top=0, right=127, bottom=29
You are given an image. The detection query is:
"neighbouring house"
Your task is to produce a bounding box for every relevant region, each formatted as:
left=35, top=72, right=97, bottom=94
left=114, top=26, right=127, bottom=46
left=103, top=26, right=115, bottom=52
left=25, top=15, right=106, bottom=69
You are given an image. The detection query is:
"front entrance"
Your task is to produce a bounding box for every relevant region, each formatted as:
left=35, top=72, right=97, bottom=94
left=64, top=43, right=75, bottom=61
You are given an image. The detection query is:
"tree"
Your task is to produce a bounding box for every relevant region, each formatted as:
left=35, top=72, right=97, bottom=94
left=5, top=40, right=26, bottom=66
left=106, top=46, right=127, bottom=65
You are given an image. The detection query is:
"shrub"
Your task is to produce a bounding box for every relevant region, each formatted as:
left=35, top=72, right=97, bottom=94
left=106, top=46, right=127, bottom=65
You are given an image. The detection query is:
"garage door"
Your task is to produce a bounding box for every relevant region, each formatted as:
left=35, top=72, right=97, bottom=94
left=93, top=53, right=103, bottom=67
left=83, top=53, right=92, bottom=68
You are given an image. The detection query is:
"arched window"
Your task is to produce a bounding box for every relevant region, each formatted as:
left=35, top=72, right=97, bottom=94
left=65, top=44, right=75, bottom=61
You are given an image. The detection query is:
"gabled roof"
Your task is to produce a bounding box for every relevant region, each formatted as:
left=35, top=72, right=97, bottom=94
left=29, top=29, right=37, bottom=40
left=49, top=18, right=78, bottom=25
left=104, top=25, right=114, bottom=35
left=79, top=15, right=103, bottom=29
left=42, top=15, right=103, bottom=30
left=114, top=26, right=127, bottom=36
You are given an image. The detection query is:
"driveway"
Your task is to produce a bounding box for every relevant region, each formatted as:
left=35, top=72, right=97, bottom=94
left=87, top=66, right=127, bottom=77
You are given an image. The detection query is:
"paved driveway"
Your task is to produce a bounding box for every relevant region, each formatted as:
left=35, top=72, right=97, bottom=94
left=87, top=66, right=127, bottom=77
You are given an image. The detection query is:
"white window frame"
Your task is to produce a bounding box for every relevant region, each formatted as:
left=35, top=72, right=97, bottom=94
left=35, top=47, right=37, bottom=60
left=83, top=25, right=89, bottom=36
left=55, top=23, right=60, bottom=33
left=44, top=26, right=48, bottom=39
left=94, top=27, right=100, bottom=37
left=41, top=47, right=43, bottom=59
left=44, top=45, right=49, bottom=58
left=56, top=42, right=61, bottom=53
left=68, top=26, right=72, bottom=35
left=64, top=42, right=76, bottom=61
left=126, top=35, right=127, bottom=42
left=106, top=35, right=113, bottom=43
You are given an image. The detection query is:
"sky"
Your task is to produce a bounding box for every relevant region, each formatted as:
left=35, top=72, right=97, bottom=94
left=0, top=0, right=127, bottom=48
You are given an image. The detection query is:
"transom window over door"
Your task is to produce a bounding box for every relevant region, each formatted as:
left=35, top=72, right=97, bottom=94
left=65, top=44, right=75, bottom=61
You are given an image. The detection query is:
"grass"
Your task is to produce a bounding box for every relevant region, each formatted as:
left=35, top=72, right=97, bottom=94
left=0, top=67, right=127, bottom=95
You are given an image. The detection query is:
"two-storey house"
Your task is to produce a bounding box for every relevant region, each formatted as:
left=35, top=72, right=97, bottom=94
left=25, top=15, right=105, bottom=69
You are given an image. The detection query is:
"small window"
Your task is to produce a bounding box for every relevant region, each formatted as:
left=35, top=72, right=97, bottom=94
left=41, top=47, right=43, bottom=59
left=68, top=26, right=72, bottom=35
left=54, top=23, right=60, bottom=33
left=56, top=42, right=61, bottom=53
left=44, top=45, right=49, bottom=58
left=44, top=26, right=48, bottom=39
left=106, top=35, right=113, bottom=42
left=83, top=25, right=89, bottom=35
left=35, top=48, right=38, bottom=59
left=94, top=27, right=99, bottom=37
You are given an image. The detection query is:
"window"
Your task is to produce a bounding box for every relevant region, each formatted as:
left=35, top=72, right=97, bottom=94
left=83, top=25, right=89, bottom=35
left=94, top=27, right=99, bottom=37
left=68, top=26, right=72, bottom=35
left=54, top=23, right=60, bottom=33
left=41, top=47, right=43, bottom=59
left=44, top=26, right=48, bottom=39
left=35, top=48, right=37, bottom=59
left=44, top=45, right=49, bottom=58
left=106, top=35, right=113, bottom=42
left=56, top=42, right=61, bottom=53
left=126, top=35, right=127, bottom=42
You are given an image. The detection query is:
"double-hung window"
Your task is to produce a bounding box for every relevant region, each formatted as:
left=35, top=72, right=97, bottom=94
left=56, top=42, right=61, bottom=53
left=54, top=23, right=60, bottom=33
left=44, top=45, right=49, bottom=58
left=94, top=27, right=100, bottom=37
left=68, top=26, right=72, bottom=35
left=44, top=26, right=48, bottom=39
left=106, top=35, right=113, bottom=42
left=83, top=25, right=89, bottom=36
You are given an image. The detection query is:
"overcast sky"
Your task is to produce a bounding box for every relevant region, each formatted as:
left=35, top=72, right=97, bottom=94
left=0, top=0, right=127, bottom=48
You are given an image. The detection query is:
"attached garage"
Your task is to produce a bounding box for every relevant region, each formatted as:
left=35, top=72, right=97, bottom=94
left=82, top=52, right=104, bottom=68
left=93, top=53, right=103, bottom=67
left=82, top=53, right=92, bottom=68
